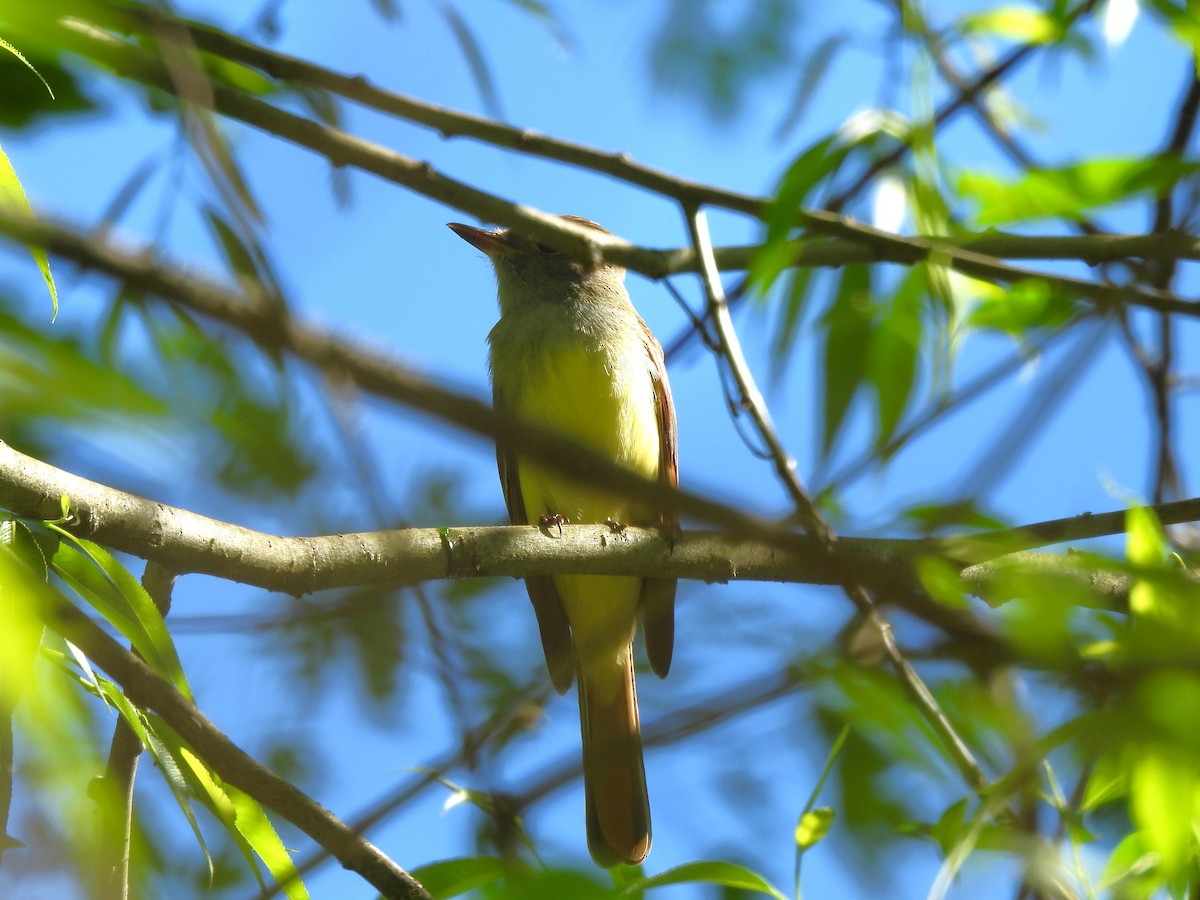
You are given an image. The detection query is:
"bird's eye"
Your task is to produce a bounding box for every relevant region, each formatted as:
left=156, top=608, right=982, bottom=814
left=534, top=242, right=560, bottom=255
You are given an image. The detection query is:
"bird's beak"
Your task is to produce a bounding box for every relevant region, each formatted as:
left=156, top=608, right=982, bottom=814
left=448, top=222, right=514, bottom=256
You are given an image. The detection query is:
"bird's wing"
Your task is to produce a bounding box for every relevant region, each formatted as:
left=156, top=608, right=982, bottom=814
left=638, top=319, right=677, bottom=680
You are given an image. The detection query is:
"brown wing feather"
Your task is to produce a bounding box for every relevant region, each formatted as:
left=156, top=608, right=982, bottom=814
left=637, top=317, right=678, bottom=680
left=495, top=388, right=575, bottom=694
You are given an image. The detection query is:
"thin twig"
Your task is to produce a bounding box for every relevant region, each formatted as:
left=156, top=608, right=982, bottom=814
left=681, top=206, right=990, bottom=792
left=683, top=205, right=828, bottom=538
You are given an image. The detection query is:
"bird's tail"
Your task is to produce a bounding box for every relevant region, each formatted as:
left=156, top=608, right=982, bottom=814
left=578, top=646, right=651, bottom=867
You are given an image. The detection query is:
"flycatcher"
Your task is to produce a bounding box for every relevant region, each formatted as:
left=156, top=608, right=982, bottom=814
left=449, top=216, right=678, bottom=867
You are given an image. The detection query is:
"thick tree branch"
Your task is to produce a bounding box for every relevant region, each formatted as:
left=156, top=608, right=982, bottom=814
left=5, top=440, right=1194, bottom=597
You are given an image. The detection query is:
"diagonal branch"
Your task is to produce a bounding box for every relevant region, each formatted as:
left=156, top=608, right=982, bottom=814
left=4, top=558, right=432, bottom=900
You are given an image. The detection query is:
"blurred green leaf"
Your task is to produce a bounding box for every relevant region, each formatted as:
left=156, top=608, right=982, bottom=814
left=0, top=522, right=47, bottom=711
left=411, top=856, right=506, bottom=898
left=774, top=33, right=848, bottom=140
left=482, top=867, right=610, bottom=899
left=967, top=278, right=1076, bottom=335
left=1096, top=830, right=1157, bottom=894
left=0, top=148, right=57, bottom=318
left=768, top=266, right=814, bottom=385
left=198, top=52, right=276, bottom=95
left=820, top=264, right=873, bottom=456
left=958, top=157, right=1200, bottom=225
left=794, top=807, right=835, bottom=851
left=961, top=6, right=1064, bottom=43
left=649, top=0, right=797, bottom=118
left=1129, top=746, right=1197, bottom=878
left=0, top=299, right=166, bottom=426
left=1081, top=751, right=1126, bottom=811
left=915, top=556, right=969, bottom=609
left=866, top=266, right=923, bottom=450
left=623, top=861, right=786, bottom=898
left=440, top=2, right=503, bottom=120
left=902, top=500, right=1008, bottom=533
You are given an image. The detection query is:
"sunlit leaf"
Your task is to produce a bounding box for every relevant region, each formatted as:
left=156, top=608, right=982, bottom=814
left=1129, top=747, right=1198, bottom=877
left=967, top=278, right=1076, bottom=335
left=622, top=860, right=786, bottom=898
left=962, top=6, right=1064, bottom=43
left=75, top=675, right=215, bottom=882
left=46, top=533, right=191, bottom=699
left=795, top=807, right=835, bottom=850
left=958, top=157, right=1200, bottom=225
left=0, top=526, right=47, bottom=710
left=168, top=738, right=308, bottom=899
left=0, top=145, right=57, bottom=318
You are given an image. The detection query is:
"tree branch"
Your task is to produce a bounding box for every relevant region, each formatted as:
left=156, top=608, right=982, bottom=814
left=31, top=14, right=1200, bottom=320
left=3, top=561, right=432, bottom=900
left=2, top=441, right=1197, bottom=596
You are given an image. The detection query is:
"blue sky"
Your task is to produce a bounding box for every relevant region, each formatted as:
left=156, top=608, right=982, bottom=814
left=2, top=1, right=1198, bottom=897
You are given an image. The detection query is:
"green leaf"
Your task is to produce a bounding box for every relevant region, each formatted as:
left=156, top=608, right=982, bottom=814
left=902, top=500, right=1008, bottom=533
left=820, top=265, right=873, bottom=456
left=484, top=868, right=610, bottom=899
left=0, top=143, right=57, bottom=318
left=1129, top=747, right=1197, bottom=878
left=967, top=278, right=1076, bottom=335
left=958, top=157, right=1200, bottom=225
left=622, top=861, right=786, bottom=899
left=411, top=857, right=506, bottom=899
left=931, top=796, right=970, bottom=855
left=866, top=265, right=923, bottom=449
left=961, top=6, right=1064, bottom=43
left=0, top=530, right=47, bottom=709
left=1081, top=752, right=1127, bottom=811
left=915, top=556, right=970, bottom=609
left=768, top=265, right=815, bottom=385
left=0, top=300, right=166, bottom=425
left=752, top=135, right=854, bottom=295
left=166, top=732, right=308, bottom=899
left=1097, top=831, right=1158, bottom=892
left=46, top=532, right=191, bottom=699
left=794, top=807, right=835, bottom=850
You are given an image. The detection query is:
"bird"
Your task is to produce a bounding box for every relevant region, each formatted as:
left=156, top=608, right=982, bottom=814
left=449, top=215, right=678, bottom=867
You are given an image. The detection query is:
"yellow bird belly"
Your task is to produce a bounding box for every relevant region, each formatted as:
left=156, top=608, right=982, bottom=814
left=511, top=342, right=660, bottom=692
